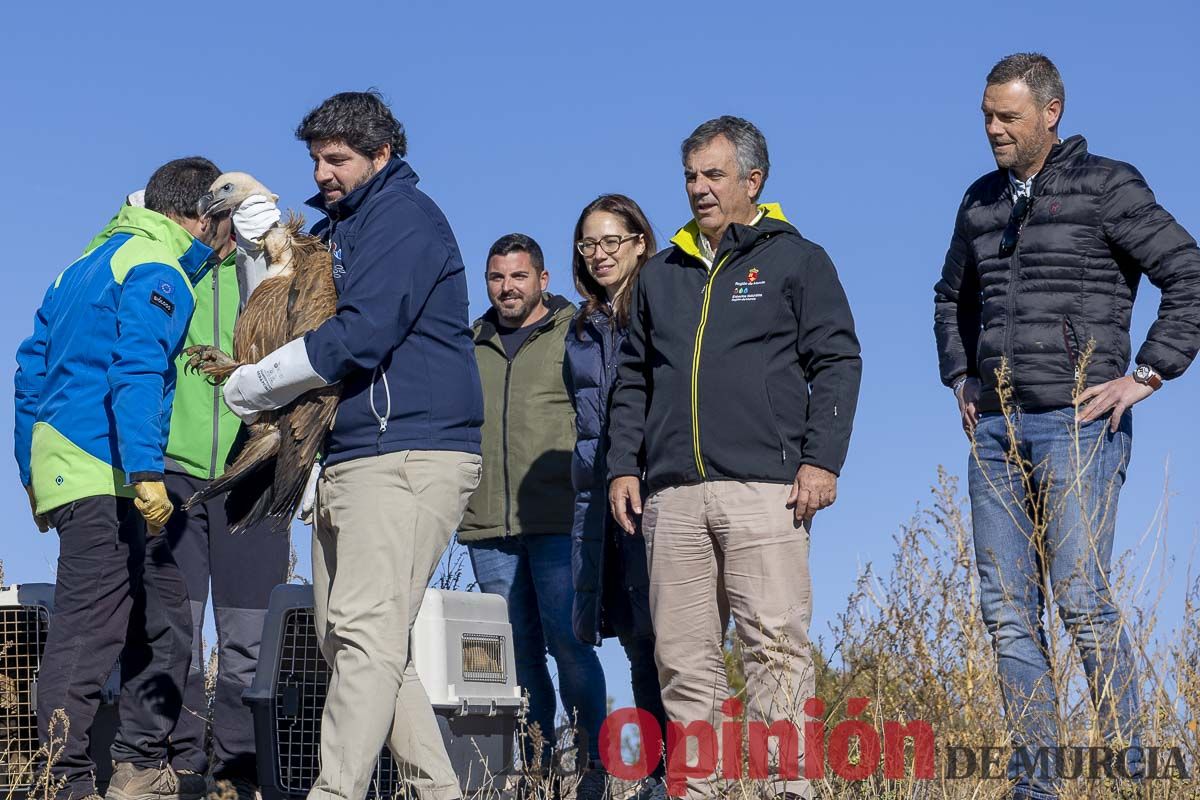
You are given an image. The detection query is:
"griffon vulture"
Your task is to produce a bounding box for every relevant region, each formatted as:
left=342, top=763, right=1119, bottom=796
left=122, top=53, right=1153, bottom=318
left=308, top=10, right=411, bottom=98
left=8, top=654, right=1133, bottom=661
left=184, top=172, right=338, bottom=535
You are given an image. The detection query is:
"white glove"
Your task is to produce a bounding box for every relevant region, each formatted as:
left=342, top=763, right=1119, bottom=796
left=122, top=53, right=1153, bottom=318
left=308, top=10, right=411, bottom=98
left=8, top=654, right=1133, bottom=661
left=299, top=463, right=322, bottom=524
left=235, top=237, right=270, bottom=311
left=232, top=194, right=281, bottom=242
left=223, top=338, right=329, bottom=423
left=127, top=189, right=146, bottom=208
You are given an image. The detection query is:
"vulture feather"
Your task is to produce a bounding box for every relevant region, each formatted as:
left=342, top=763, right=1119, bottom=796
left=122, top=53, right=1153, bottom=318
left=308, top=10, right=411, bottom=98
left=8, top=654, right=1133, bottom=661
left=183, top=172, right=338, bottom=535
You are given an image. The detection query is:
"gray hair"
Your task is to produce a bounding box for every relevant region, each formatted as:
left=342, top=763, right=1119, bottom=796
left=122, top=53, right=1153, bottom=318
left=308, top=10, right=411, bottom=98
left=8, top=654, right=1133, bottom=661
left=987, top=53, right=1066, bottom=115
left=681, top=116, right=770, bottom=199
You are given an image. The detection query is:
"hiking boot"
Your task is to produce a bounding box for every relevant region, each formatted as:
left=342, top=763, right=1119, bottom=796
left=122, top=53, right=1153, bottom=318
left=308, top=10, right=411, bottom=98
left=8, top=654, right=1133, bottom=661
left=175, top=771, right=205, bottom=800
left=53, top=785, right=103, bottom=800
left=573, top=768, right=610, bottom=800
left=105, top=763, right=183, bottom=800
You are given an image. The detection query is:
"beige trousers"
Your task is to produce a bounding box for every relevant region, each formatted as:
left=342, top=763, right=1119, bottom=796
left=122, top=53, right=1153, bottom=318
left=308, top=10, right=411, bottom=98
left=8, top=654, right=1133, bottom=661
left=643, top=481, right=814, bottom=799
left=308, top=450, right=482, bottom=800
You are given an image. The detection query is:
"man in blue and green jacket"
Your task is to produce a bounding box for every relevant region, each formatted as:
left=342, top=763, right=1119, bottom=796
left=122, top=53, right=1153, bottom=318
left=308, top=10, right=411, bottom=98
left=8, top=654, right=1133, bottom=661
left=83, top=185, right=287, bottom=798
left=14, top=157, right=229, bottom=800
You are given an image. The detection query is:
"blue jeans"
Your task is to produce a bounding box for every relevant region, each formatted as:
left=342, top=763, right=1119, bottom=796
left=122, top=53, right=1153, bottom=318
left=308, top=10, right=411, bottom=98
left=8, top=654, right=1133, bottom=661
left=618, top=634, right=667, bottom=779
left=969, top=408, right=1141, bottom=799
left=468, top=534, right=607, bottom=770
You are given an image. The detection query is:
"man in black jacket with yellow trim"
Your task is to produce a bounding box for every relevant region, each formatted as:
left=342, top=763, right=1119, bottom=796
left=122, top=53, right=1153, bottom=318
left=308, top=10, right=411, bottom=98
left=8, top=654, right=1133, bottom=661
left=607, top=116, right=862, bottom=800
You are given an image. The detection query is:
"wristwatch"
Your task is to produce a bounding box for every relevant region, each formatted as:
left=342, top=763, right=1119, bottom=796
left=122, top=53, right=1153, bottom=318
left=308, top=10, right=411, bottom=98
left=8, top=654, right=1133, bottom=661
left=1132, top=364, right=1163, bottom=391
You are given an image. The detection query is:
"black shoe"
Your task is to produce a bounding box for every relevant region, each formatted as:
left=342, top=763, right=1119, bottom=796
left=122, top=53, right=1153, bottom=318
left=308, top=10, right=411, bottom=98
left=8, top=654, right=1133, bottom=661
left=174, top=771, right=206, bottom=800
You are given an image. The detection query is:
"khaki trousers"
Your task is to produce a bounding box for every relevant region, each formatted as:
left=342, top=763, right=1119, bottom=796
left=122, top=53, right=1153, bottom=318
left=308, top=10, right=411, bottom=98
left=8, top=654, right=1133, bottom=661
left=308, top=450, right=482, bottom=800
left=643, top=481, right=814, bottom=799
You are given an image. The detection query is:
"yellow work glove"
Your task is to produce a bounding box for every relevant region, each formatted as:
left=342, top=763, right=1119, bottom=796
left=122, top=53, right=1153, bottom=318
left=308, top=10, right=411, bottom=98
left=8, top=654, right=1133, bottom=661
left=133, top=481, right=174, bottom=535
left=25, top=485, right=49, bottom=533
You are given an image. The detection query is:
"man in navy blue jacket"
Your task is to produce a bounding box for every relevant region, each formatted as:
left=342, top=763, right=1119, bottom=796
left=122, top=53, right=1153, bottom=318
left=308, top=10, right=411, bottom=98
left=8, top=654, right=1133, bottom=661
left=220, top=91, right=484, bottom=800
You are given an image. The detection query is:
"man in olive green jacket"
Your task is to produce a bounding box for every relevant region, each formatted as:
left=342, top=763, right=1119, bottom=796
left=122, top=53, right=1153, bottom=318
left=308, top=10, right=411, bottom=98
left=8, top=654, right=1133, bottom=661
left=460, top=234, right=608, bottom=800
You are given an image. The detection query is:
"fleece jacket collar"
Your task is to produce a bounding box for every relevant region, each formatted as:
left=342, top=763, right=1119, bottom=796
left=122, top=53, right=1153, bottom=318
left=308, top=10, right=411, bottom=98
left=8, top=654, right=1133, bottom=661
left=669, top=202, right=794, bottom=267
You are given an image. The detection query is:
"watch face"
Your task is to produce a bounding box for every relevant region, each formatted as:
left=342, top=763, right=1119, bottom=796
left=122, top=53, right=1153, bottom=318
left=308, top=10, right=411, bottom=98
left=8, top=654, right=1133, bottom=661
left=1135, top=365, right=1152, bottom=382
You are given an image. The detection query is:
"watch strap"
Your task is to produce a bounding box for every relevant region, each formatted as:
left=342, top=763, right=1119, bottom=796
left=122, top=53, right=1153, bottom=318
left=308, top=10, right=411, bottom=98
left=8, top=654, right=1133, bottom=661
left=1135, top=365, right=1163, bottom=391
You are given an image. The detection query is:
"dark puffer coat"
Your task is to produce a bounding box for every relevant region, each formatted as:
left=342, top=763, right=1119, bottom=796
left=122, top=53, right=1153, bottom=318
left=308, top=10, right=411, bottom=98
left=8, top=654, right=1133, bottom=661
left=934, top=135, right=1200, bottom=412
left=566, top=309, right=653, bottom=646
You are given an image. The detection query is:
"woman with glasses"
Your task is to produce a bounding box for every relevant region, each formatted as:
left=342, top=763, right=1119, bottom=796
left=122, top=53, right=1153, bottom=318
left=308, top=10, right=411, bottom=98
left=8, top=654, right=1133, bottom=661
left=566, top=194, right=667, bottom=799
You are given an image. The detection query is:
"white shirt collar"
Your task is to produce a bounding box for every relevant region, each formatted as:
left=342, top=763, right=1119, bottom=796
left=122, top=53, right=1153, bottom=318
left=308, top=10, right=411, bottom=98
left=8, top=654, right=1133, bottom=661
left=1009, top=171, right=1036, bottom=200
left=1008, top=139, right=1064, bottom=200
left=697, top=230, right=715, bottom=266
left=694, top=208, right=767, bottom=268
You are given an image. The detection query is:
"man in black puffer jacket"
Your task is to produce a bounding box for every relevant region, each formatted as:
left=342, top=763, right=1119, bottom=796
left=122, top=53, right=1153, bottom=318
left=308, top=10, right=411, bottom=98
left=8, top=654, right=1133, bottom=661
left=934, top=53, right=1200, bottom=800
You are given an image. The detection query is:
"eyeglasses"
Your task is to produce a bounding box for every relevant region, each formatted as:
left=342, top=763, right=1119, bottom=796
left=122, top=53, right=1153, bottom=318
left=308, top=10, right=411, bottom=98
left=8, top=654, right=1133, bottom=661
left=998, top=194, right=1032, bottom=258
left=575, top=234, right=641, bottom=257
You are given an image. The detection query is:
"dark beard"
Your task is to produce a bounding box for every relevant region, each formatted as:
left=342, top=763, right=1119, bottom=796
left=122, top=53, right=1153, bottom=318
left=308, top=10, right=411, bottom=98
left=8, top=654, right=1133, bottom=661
left=496, top=293, right=544, bottom=326
left=327, top=164, right=382, bottom=208
left=346, top=164, right=380, bottom=194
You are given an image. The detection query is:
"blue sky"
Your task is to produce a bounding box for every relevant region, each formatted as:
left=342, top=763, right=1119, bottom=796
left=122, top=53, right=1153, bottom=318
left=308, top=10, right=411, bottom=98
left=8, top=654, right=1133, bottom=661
left=2, top=1, right=1198, bottom=713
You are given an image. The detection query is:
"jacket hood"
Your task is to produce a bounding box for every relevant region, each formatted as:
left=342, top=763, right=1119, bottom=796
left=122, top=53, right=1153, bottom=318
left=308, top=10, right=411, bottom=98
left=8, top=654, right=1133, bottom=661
left=474, top=292, right=575, bottom=343
left=107, top=205, right=214, bottom=284
left=669, top=202, right=798, bottom=264
left=304, top=157, right=419, bottom=221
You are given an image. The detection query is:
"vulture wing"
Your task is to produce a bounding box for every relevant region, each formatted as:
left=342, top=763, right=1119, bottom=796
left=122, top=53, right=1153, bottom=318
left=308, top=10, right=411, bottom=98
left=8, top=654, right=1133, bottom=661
left=265, top=241, right=339, bottom=530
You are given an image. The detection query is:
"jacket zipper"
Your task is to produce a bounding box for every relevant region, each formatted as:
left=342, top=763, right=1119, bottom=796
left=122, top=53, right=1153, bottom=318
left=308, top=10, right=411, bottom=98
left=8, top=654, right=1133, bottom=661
left=596, top=316, right=613, bottom=645
left=326, top=213, right=394, bottom=451
left=690, top=253, right=731, bottom=479
left=604, top=316, right=617, bottom=406
left=1003, top=245, right=1019, bottom=386
left=209, top=264, right=221, bottom=480
left=1062, top=317, right=1081, bottom=384
left=1002, top=198, right=1032, bottom=389
left=502, top=359, right=513, bottom=536
left=592, top=311, right=616, bottom=415
left=499, top=310, right=556, bottom=536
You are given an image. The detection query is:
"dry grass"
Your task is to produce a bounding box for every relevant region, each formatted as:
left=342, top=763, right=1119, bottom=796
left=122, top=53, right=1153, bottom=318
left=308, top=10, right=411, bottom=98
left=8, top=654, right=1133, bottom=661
left=577, top=468, right=1195, bottom=799
left=548, top=355, right=1200, bottom=799
left=5, top=348, right=1197, bottom=800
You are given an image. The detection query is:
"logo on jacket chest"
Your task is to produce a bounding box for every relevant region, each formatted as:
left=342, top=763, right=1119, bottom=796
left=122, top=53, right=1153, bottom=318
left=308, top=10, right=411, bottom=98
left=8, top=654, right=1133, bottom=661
left=731, top=266, right=766, bottom=302
left=331, top=245, right=346, bottom=280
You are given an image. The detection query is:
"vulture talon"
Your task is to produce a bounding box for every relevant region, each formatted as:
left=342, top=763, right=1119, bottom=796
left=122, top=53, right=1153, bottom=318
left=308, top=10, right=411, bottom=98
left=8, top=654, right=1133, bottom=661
left=183, top=345, right=240, bottom=382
